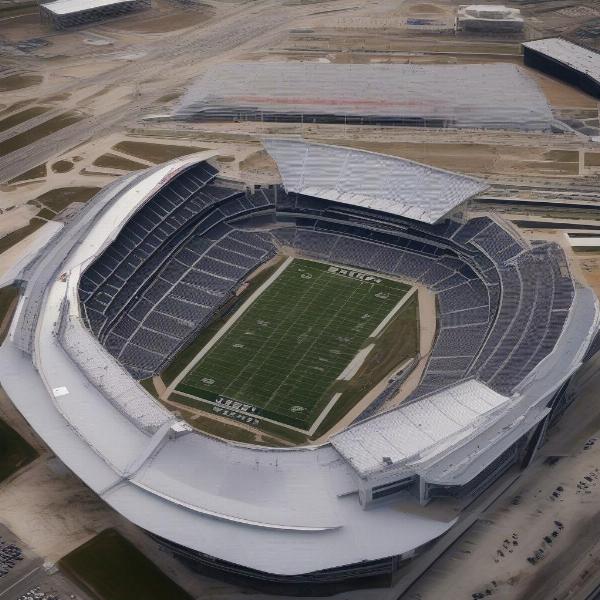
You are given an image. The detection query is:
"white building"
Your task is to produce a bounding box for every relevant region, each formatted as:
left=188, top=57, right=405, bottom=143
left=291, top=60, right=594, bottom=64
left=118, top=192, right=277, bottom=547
left=457, top=5, right=524, bottom=32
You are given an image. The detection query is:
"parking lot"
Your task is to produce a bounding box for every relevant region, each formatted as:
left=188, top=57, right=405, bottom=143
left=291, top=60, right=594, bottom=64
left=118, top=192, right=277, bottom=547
left=0, top=524, right=90, bottom=600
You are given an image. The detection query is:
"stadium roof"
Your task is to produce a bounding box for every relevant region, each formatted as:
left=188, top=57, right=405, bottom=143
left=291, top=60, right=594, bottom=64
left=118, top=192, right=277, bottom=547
left=1, top=149, right=598, bottom=577
left=264, top=139, right=489, bottom=224
left=40, top=0, right=140, bottom=14
left=331, top=379, right=510, bottom=477
left=522, top=38, right=600, bottom=84
left=175, top=62, right=553, bottom=131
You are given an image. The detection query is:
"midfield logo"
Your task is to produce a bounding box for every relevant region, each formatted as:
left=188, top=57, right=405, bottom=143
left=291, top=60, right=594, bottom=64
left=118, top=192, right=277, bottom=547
left=327, top=266, right=381, bottom=283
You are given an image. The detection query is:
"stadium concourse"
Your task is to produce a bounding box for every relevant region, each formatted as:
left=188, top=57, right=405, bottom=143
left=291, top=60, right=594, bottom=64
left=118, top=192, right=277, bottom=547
left=0, top=141, right=598, bottom=595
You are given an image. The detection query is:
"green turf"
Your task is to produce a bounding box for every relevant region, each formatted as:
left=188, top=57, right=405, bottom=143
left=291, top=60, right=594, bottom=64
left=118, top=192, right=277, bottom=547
left=0, top=414, right=38, bottom=483
left=177, top=259, right=411, bottom=430
left=60, top=529, right=193, bottom=600
left=161, top=256, right=286, bottom=385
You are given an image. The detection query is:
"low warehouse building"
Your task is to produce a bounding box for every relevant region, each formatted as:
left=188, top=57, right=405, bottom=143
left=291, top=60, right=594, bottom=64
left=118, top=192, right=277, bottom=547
left=173, top=62, right=553, bottom=131
left=40, top=0, right=150, bottom=29
left=523, top=38, right=600, bottom=100
left=457, top=5, right=524, bottom=32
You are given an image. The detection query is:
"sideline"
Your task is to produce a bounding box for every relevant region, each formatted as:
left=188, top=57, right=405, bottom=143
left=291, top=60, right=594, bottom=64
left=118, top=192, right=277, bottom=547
left=307, top=392, right=342, bottom=436
left=163, top=256, right=294, bottom=398
left=370, top=286, right=417, bottom=338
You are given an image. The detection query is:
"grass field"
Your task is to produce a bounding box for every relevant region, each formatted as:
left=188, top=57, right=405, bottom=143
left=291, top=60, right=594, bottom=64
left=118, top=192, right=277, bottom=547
left=0, top=218, right=45, bottom=256
left=0, top=285, right=18, bottom=344
left=176, top=259, right=413, bottom=431
left=161, top=256, right=286, bottom=386
left=0, top=414, right=38, bottom=483
left=60, top=529, right=193, bottom=600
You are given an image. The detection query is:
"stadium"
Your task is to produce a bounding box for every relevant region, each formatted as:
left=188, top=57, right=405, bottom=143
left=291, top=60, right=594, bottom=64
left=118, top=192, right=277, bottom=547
left=0, top=139, right=598, bottom=596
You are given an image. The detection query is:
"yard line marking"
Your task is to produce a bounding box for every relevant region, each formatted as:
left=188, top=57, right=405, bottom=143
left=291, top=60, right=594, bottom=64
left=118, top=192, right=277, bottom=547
left=172, top=258, right=412, bottom=432
left=165, top=256, right=293, bottom=397
left=261, top=279, right=362, bottom=410
left=222, top=261, right=328, bottom=397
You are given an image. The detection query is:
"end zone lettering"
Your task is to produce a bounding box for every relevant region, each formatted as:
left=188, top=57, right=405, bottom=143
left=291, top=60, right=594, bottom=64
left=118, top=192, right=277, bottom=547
left=327, top=265, right=381, bottom=284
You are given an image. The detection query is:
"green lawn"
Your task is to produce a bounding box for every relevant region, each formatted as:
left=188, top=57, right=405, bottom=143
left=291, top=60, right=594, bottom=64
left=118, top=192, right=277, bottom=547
left=0, top=106, right=49, bottom=134
left=0, top=414, right=38, bottom=483
left=60, top=529, right=193, bottom=600
left=8, top=162, right=47, bottom=184
left=0, top=112, right=82, bottom=158
left=93, top=153, right=149, bottom=172
left=30, top=186, right=100, bottom=213
left=177, top=259, right=412, bottom=430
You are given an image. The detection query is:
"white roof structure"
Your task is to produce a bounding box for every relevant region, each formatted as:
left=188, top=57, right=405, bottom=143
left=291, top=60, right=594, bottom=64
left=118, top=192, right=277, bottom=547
left=460, top=4, right=518, bottom=17
left=332, top=380, right=510, bottom=476
left=175, top=62, right=553, bottom=131
left=40, top=0, right=137, bottom=14
left=264, top=139, right=488, bottom=224
left=523, top=38, right=600, bottom=84
left=0, top=148, right=597, bottom=578
left=457, top=5, right=523, bottom=31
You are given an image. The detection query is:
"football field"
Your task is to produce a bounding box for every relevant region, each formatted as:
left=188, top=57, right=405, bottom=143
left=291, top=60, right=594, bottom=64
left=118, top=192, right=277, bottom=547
left=176, top=259, right=412, bottom=431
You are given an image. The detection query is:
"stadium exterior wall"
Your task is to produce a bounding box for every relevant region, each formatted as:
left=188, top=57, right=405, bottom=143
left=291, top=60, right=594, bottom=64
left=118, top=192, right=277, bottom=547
left=523, top=46, right=600, bottom=100
left=1, top=151, right=599, bottom=596
left=149, top=533, right=429, bottom=597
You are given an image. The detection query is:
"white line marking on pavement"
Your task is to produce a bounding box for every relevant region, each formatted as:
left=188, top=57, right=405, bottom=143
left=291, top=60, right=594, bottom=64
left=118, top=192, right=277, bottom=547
left=0, top=566, right=41, bottom=598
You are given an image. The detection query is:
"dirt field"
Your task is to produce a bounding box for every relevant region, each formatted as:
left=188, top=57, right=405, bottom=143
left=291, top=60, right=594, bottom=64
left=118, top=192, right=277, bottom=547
left=314, top=138, right=581, bottom=176
left=528, top=69, right=599, bottom=110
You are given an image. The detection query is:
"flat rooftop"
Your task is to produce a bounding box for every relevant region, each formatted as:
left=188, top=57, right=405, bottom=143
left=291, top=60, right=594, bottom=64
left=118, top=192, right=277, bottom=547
left=41, top=0, right=142, bottom=16
left=175, top=62, right=553, bottom=131
left=332, top=379, right=510, bottom=477
left=523, top=38, right=600, bottom=84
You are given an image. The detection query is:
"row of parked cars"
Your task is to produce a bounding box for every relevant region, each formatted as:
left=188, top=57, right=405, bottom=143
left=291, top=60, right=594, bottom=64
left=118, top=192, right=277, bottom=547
left=0, top=534, right=23, bottom=577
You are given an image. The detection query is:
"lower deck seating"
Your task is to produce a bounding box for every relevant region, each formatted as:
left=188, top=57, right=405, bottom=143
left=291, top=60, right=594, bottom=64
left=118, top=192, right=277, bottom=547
left=273, top=207, right=574, bottom=399
left=80, top=177, right=575, bottom=398
left=110, top=226, right=274, bottom=379
left=79, top=173, right=276, bottom=379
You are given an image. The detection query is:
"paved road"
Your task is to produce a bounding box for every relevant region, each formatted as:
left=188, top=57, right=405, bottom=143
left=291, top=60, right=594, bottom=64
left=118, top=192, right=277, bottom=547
left=0, top=523, right=89, bottom=600
left=0, top=0, right=303, bottom=182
